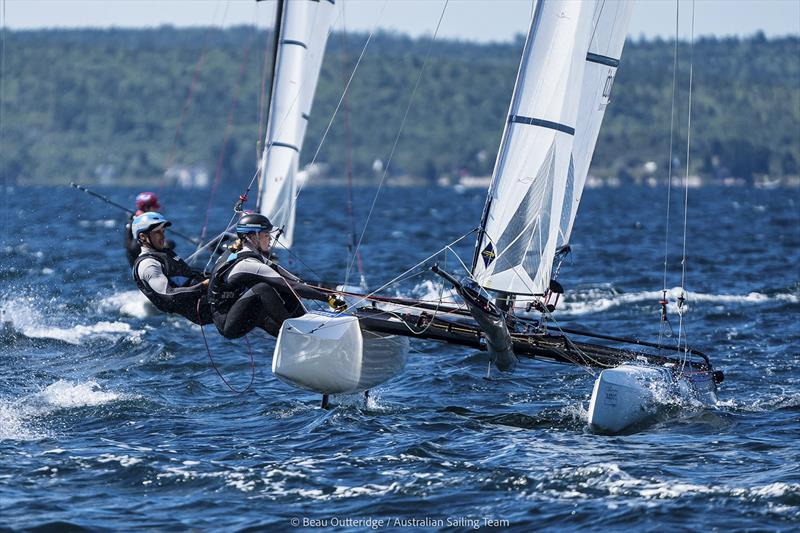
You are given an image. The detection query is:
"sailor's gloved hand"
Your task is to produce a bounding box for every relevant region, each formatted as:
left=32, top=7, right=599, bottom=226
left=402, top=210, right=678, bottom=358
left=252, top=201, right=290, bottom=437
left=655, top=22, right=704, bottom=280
left=328, top=294, right=347, bottom=312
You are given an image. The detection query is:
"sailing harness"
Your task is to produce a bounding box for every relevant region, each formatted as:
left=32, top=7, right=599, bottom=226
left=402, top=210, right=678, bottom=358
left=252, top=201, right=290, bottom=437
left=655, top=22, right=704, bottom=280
left=132, top=250, right=203, bottom=316
left=208, top=251, right=265, bottom=314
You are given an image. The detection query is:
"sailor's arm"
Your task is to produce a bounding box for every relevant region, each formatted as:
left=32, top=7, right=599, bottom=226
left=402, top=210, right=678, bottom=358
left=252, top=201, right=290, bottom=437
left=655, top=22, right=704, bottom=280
left=228, top=261, right=329, bottom=302
left=138, top=259, right=206, bottom=296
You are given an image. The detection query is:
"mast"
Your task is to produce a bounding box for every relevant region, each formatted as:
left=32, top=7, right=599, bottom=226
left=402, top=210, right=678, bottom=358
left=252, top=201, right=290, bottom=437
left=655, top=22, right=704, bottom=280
left=257, top=0, right=335, bottom=248
left=471, top=0, right=595, bottom=297
left=257, top=0, right=284, bottom=186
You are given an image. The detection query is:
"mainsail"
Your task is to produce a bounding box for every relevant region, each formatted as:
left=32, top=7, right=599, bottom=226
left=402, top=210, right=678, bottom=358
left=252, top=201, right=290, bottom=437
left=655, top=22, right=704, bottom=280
left=471, top=0, right=595, bottom=296
left=258, top=0, right=335, bottom=248
left=558, top=0, right=634, bottom=248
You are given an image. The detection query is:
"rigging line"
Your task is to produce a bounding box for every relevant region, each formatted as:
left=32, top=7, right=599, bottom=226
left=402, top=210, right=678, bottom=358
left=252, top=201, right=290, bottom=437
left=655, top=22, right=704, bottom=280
left=349, top=226, right=475, bottom=311
left=311, top=228, right=477, bottom=333
left=295, top=0, right=388, bottom=202
left=197, top=300, right=256, bottom=394
left=659, top=0, right=680, bottom=349
left=344, top=0, right=450, bottom=285
left=444, top=245, right=473, bottom=278
left=269, top=238, right=328, bottom=287
left=185, top=221, right=234, bottom=265
left=587, top=0, right=607, bottom=49
left=539, top=311, right=602, bottom=376
left=196, top=165, right=261, bottom=271
left=199, top=34, right=256, bottom=244
left=163, top=0, right=228, bottom=183
left=376, top=252, right=449, bottom=336
left=678, top=0, right=696, bottom=358
left=339, top=4, right=366, bottom=290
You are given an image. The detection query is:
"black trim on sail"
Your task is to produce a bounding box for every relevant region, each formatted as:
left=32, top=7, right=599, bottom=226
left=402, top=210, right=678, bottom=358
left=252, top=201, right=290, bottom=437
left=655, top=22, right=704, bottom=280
left=269, top=141, right=300, bottom=152
left=281, top=39, right=308, bottom=49
left=301, top=113, right=310, bottom=121
left=508, top=115, right=575, bottom=136
left=586, top=52, right=620, bottom=68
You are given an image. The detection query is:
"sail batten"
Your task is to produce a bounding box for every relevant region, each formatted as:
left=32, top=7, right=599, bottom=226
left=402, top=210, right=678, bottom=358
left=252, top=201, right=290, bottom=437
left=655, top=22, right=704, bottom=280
left=508, top=115, right=576, bottom=136
left=586, top=52, right=620, bottom=67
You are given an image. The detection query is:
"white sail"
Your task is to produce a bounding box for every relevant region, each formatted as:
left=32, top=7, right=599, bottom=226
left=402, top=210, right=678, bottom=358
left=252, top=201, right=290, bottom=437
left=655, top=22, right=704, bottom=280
left=558, top=0, right=634, bottom=248
left=471, top=0, right=595, bottom=295
left=258, top=0, right=335, bottom=249
left=298, top=0, right=336, bottom=153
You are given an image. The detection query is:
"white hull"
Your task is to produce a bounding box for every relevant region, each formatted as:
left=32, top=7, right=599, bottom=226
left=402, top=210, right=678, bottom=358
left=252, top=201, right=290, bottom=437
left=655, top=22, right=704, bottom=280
left=272, top=312, right=409, bottom=395
left=588, top=363, right=717, bottom=433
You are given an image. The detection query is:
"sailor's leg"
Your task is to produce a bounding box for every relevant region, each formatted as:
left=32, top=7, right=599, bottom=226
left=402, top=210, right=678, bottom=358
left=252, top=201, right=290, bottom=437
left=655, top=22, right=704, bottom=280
left=247, top=283, right=292, bottom=335
left=216, top=291, right=270, bottom=338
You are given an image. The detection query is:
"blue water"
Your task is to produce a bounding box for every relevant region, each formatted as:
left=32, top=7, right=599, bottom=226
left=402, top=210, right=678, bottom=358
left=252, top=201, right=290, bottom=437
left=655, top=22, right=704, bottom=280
left=1, top=184, right=798, bottom=531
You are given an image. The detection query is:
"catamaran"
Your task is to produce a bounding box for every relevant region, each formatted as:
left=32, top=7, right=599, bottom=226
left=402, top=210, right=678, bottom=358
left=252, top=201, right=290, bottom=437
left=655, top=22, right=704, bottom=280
left=253, top=0, right=722, bottom=433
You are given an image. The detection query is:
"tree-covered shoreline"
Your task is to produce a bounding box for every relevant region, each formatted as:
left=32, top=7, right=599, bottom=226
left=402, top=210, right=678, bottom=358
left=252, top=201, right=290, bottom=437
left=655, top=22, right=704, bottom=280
left=1, top=27, right=798, bottom=186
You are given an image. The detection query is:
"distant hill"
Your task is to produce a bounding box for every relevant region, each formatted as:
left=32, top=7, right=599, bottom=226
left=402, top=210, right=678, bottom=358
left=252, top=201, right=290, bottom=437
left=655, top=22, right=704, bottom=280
left=1, top=27, right=798, bottom=186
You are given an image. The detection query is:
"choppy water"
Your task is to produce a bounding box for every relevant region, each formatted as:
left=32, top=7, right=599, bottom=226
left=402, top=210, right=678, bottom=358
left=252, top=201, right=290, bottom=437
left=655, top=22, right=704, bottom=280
left=1, top=184, right=798, bottom=531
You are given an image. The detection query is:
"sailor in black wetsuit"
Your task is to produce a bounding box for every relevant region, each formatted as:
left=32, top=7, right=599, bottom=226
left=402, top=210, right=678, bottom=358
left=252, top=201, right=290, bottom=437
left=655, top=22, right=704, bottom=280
left=131, top=212, right=212, bottom=325
left=209, top=213, right=344, bottom=338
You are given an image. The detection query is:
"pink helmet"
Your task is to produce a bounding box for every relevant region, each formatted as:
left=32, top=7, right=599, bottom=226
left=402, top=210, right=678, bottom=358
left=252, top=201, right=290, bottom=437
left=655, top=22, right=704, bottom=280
left=135, top=192, right=161, bottom=211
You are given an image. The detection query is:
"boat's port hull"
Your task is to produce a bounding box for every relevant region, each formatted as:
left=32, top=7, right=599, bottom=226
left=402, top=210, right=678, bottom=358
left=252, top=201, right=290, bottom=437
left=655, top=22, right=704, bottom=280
left=588, top=363, right=717, bottom=433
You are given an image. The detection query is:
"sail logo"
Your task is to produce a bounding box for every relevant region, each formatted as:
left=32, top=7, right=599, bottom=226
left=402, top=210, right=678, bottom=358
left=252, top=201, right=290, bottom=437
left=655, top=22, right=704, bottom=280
left=481, top=243, right=496, bottom=267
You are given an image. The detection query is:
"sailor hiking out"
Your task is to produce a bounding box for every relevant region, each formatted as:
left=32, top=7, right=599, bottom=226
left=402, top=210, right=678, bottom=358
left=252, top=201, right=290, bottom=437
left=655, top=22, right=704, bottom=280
left=131, top=212, right=213, bottom=325
left=209, top=213, right=345, bottom=339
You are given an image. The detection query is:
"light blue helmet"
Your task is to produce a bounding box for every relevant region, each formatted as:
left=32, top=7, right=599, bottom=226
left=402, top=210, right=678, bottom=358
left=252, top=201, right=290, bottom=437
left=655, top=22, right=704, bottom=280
left=131, top=212, right=171, bottom=239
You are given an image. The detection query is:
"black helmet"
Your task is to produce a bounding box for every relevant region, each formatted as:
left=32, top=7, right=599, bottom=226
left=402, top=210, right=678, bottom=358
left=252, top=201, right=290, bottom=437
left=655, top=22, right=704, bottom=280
left=235, top=213, right=273, bottom=235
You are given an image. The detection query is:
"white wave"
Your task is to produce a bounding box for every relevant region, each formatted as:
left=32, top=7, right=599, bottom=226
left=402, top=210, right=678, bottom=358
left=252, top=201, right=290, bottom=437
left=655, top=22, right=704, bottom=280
left=0, top=380, right=126, bottom=441
left=1, top=296, right=143, bottom=344
left=0, top=402, right=43, bottom=441
left=776, top=293, right=800, bottom=303
left=715, top=392, right=800, bottom=412
left=412, top=280, right=460, bottom=303
left=97, top=290, right=156, bottom=319
left=25, top=321, right=140, bottom=345
left=32, top=380, right=122, bottom=409
left=96, top=453, right=142, bottom=467
left=539, top=463, right=800, bottom=505
left=555, top=286, right=793, bottom=317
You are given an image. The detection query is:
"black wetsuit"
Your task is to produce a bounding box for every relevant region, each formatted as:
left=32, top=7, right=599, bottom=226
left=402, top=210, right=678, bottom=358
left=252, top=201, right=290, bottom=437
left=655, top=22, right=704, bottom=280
left=132, top=247, right=212, bottom=325
left=208, top=245, right=328, bottom=338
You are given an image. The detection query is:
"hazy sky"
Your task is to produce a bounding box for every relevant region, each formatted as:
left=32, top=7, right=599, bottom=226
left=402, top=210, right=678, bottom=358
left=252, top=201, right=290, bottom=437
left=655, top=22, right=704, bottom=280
left=3, top=0, right=799, bottom=42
